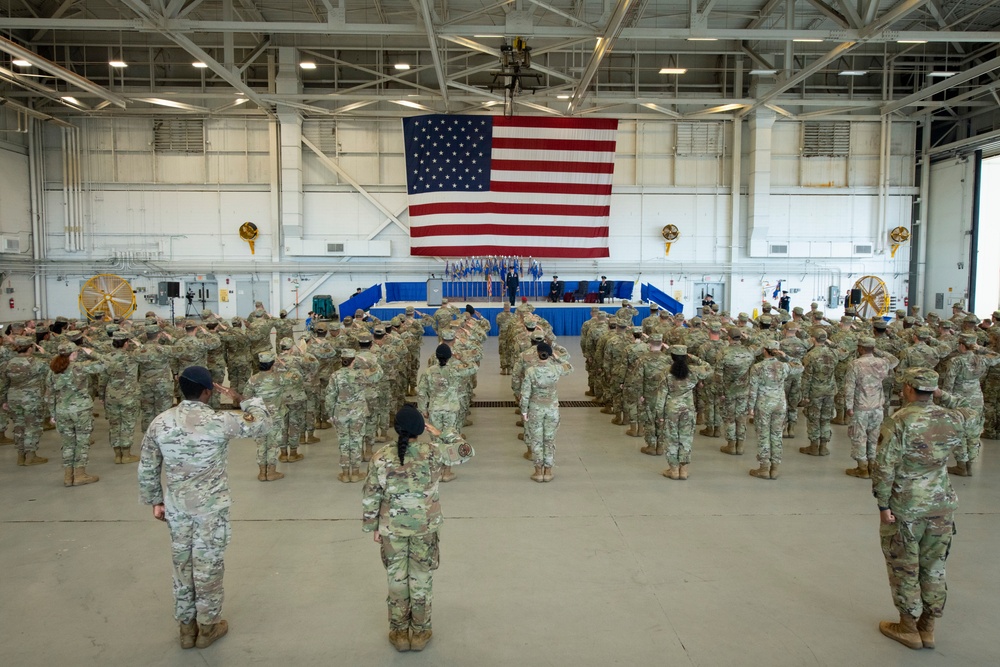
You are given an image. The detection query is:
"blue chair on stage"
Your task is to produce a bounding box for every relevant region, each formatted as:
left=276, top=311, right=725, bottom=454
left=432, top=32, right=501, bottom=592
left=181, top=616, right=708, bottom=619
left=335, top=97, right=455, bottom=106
left=572, top=281, right=589, bottom=302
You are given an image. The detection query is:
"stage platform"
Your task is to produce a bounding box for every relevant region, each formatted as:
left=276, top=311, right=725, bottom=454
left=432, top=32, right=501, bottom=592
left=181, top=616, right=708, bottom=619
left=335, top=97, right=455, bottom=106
left=370, top=300, right=651, bottom=337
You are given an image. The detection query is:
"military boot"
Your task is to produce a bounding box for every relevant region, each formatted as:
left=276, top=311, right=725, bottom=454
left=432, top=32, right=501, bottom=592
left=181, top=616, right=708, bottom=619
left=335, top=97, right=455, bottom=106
left=306, top=431, right=321, bottom=444
left=661, top=465, right=680, bottom=480
left=17, top=451, right=26, bottom=466
left=299, top=433, right=307, bottom=445
left=720, top=441, right=737, bottom=455
left=316, top=419, right=332, bottom=430
left=72, top=467, right=99, bottom=486
left=389, top=629, right=410, bottom=652
left=464, top=417, right=473, bottom=427
left=440, top=466, right=456, bottom=482
left=531, top=466, right=544, bottom=482
left=287, top=448, right=304, bottom=462
left=0, top=432, right=13, bottom=445
left=678, top=464, right=689, bottom=480
left=640, top=445, right=658, bottom=456
left=523, top=448, right=532, bottom=460
left=878, top=613, right=922, bottom=650
left=516, top=419, right=524, bottom=427
left=845, top=461, right=869, bottom=478
left=409, top=629, right=432, bottom=651
left=120, top=447, right=139, bottom=464
left=258, top=465, right=267, bottom=482
left=517, top=432, right=524, bottom=441
left=749, top=462, right=771, bottom=479
left=374, top=430, right=388, bottom=444
left=349, top=467, right=364, bottom=482
left=113, top=447, right=123, bottom=464
left=194, top=620, right=229, bottom=649
left=831, top=408, right=845, bottom=425
left=625, top=422, right=640, bottom=437
left=337, top=467, right=351, bottom=483
left=699, top=426, right=713, bottom=437
left=786, top=422, right=796, bottom=438
left=23, top=451, right=47, bottom=465
left=782, top=424, right=790, bottom=438
left=265, top=465, right=284, bottom=481
left=800, top=441, right=820, bottom=456
left=585, top=388, right=595, bottom=397
left=711, top=426, right=720, bottom=437
left=769, top=463, right=780, bottom=479
left=179, top=620, right=198, bottom=649
left=947, top=461, right=969, bottom=476
left=542, top=466, right=553, bottom=482
left=638, top=425, right=646, bottom=437
left=917, top=612, right=935, bottom=649
left=654, top=446, right=664, bottom=456
left=42, top=420, right=55, bottom=431
left=279, top=448, right=289, bottom=462
left=611, top=412, right=623, bottom=425
left=362, top=444, right=373, bottom=462
left=696, top=411, right=705, bottom=426
left=735, top=440, right=745, bottom=455
left=818, top=440, right=830, bottom=456
left=64, top=468, right=74, bottom=487
left=600, top=405, right=614, bottom=414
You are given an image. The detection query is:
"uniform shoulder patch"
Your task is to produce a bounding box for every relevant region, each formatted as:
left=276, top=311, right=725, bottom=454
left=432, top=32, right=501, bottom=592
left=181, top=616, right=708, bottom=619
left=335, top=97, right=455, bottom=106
left=457, top=443, right=473, bottom=457
left=243, top=412, right=255, bottom=422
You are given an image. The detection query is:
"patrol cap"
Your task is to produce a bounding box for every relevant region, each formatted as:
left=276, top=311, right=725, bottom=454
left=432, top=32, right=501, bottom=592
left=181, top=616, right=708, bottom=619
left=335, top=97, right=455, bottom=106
left=442, top=298, right=449, bottom=304
left=112, top=331, right=129, bottom=341
left=845, top=307, right=857, bottom=316
left=812, top=328, right=829, bottom=341
left=727, top=326, right=742, bottom=339
left=762, top=301, right=772, bottom=309
left=105, top=324, right=119, bottom=332
left=145, top=325, right=160, bottom=335
left=623, top=300, right=630, bottom=306
left=597, top=312, right=608, bottom=319
left=179, top=366, right=214, bottom=389
left=373, top=326, right=386, bottom=336
left=279, top=337, right=294, bottom=350
left=903, top=368, right=939, bottom=392
left=531, top=331, right=545, bottom=341
left=632, top=326, right=643, bottom=334
left=314, top=322, right=328, bottom=333
left=231, top=317, right=243, bottom=325
left=839, top=316, right=852, bottom=324
left=255, top=301, right=264, bottom=307
left=357, top=333, right=373, bottom=344
left=810, top=302, right=819, bottom=309
left=342, top=316, right=354, bottom=324
left=659, top=309, right=669, bottom=318
left=813, top=311, right=824, bottom=319
left=57, top=342, right=76, bottom=355
left=691, top=316, right=703, bottom=325
left=536, top=342, right=553, bottom=357
left=904, top=316, right=916, bottom=325
left=329, top=321, right=342, bottom=330
left=649, top=333, right=663, bottom=344
left=940, top=321, right=955, bottom=331
left=759, top=315, right=772, bottom=325
left=953, top=301, right=964, bottom=309
left=144, top=311, right=157, bottom=318
left=13, top=336, right=32, bottom=349
left=524, top=319, right=537, bottom=330
left=895, top=309, right=906, bottom=317
left=608, top=320, right=618, bottom=329
left=964, top=314, right=980, bottom=324
left=959, top=333, right=978, bottom=346
left=55, top=316, right=69, bottom=324
left=858, top=336, right=876, bottom=348
left=763, top=340, right=780, bottom=351
left=405, top=306, right=415, bottom=314
left=394, top=404, right=425, bottom=437
left=670, top=344, right=687, bottom=355
left=184, top=320, right=197, bottom=330
left=390, top=316, right=403, bottom=327
left=873, top=320, right=888, bottom=331
left=258, top=351, right=276, bottom=363
left=441, top=329, right=456, bottom=341
left=280, top=309, right=287, bottom=317
left=36, top=324, right=49, bottom=334
left=738, top=312, right=749, bottom=320
left=915, top=327, right=933, bottom=339
left=65, top=329, right=83, bottom=341
left=649, top=302, right=659, bottom=310
left=354, top=309, right=365, bottom=318
left=720, top=310, right=730, bottom=318
left=341, top=349, right=356, bottom=359
left=993, top=309, right=1000, bottom=320
left=926, top=312, right=940, bottom=322
left=201, top=309, right=213, bottom=319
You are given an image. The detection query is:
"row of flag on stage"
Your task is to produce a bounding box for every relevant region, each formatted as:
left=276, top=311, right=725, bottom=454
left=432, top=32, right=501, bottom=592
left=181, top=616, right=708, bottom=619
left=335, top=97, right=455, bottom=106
left=403, top=115, right=618, bottom=259
left=443, top=257, right=545, bottom=280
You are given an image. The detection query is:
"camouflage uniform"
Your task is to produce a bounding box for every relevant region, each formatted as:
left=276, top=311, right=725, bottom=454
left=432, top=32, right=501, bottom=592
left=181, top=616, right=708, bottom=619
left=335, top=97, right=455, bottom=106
left=277, top=342, right=314, bottom=450
left=48, top=350, right=106, bottom=474
left=844, top=347, right=900, bottom=474
left=801, top=337, right=846, bottom=454
left=0, top=345, right=50, bottom=461
left=306, top=327, right=340, bottom=428
left=104, top=337, right=141, bottom=460
left=362, top=430, right=473, bottom=638
left=940, top=341, right=1000, bottom=470
left=520, top=352, right=573, bottom=473
left=243, top=364, right=288, bottom=470
left=138, top=395, right=271, bottom=627
left=872, top=378, right=970, bottom=636
left=135, top=332, right=177, bottom=431
left=747, top=349, right=804, bottom=477
left=720, top=334, right=758, bottom=452
left=638, top=348, right=673, bottom=455
left=220, top=323, right=253, bottom=396
left=356, top=340, right=384, bottom=455
left=199, top=328, right=226, bottom=409
left=418, top=360, right=476, bottom=439
left=327, top=353, right=377, bottom=479
left=246, top=318, right=274, bottom=355
left=614, top=302, right=639, bottom=325
left=496, top=308, right=515, bottom=373
left=779, top=331, right=811, bottom=435
left=653, top=351, right=712, bottom=475
left=695, top=331, right=728, bottom=436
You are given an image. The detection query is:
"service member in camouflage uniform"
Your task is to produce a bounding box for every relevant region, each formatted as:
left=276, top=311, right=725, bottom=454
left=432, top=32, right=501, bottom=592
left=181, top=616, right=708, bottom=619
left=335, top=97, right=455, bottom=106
left=747, top=341, right=804, bottom=480
left=520, top=343, right=573, bottom=482
left=417, top=343, right=476, bottom=482
left=327, top=349, right=375, bottom=482
left=800, top=328, right=846, bottom=457
left=0, top=336, right=50, bottom=465
left=940, top=333, right=1000, bottom=476
left=138, top=365, right=271, bottom=649
left=638, top=335, right=672, bottom=456
left=104, top=331, right=142, bottom=464
left=719, top=327, right=758, bottom=455
left=305, top=322, right=340, bottom=430
left=843, top=337, right=899, bottom=479
left=871, top=368, right=971, bottom=651
left=695, top=321, right=727, bottom=438
left=362, top=406, right=473, bottom=652
left=655, top=345, right=712, bottom=480
left=221, top=318, right=253, bottom=397
left=242, top=352, right=287, bottom=481
left=779, top=324, right=811, bottom=437
left=277, top=337, right=314, bottom=452
left=47, top=342, right=106, bottom=486
left=136, top=325, right=177, bottom=431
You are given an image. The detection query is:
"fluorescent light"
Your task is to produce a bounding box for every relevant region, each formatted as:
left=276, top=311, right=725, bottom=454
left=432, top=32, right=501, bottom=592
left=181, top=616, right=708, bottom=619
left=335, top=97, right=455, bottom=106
left=60, top=96, right=81, bottom=105
left=839, top=70, right=867, bottom=76
left=793, top=39, right=823, bottom=43
left=659, top=68, right=687, bottom=75
left=395, top=100, right=424, bottom=109
left=109, top=60, right=127, bottom=68
left=11, top=59, right=31, bottom=67
left=928, top=71, right=958, bottom=77
left=687, top=38, right=718, bottom=42
left=192, top=62, right=208, bottom=68
left=233, top=97, right=249, bottom=105
left=749, top=69, right=778, bottom=75
left=299, top=62, right=317, bottom=70
left=556, top=95, right=570, bottom=99
left=473, top=34, right=502, bottom=38
left=394, top=63, right=411, bottom=70
left=898, top=40, right=927, bottom=44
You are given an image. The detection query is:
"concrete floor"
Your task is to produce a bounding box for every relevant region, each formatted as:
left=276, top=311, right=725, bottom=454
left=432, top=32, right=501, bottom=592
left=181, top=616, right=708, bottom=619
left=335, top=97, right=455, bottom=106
left=1, top=336, right=997, bottom=666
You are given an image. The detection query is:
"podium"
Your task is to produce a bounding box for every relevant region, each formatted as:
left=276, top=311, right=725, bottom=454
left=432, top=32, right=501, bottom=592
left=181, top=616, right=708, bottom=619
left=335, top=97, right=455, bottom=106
left=427, top=279, right=443, bottom=306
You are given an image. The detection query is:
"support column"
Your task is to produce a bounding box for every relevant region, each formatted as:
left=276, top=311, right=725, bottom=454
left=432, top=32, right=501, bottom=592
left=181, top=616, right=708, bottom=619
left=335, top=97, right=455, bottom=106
left=272, top=47, right=305, bottom=313
left=745, top=109, right=775, bottom=257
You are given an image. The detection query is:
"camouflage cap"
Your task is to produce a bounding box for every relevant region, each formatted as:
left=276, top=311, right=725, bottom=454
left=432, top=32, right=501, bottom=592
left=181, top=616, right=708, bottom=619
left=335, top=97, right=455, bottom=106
left=964, top=314, right=980, bottom=324
left=727, top=326, right=742, bottom=339
left=915, top=327, right=933, bottom=339
left=649, top=302, right=659, bottom=310
left=314, top=322, right=327, bottom=332
left=608, top=320, right=618, bottom=329
left=895, top=309, right=906, bottom=317
left=812, top=328, right=829, bottom=341
left=183, top=320, right=197, bottom=329
left=858, top=336, right=876, bottom=348
left=940, top=321, right=955, bottom=330
left=738, top=312, right=749, bottom=320
left=35, top=324, right=49, bottom=334
left=840, top=316, right=853, bottom=324
left=873, top=320, right=888, bottom=330
left=903, top=367, right=939, bottom=392
left=762, top=301, right=772, bottom=309
left=597, top=312, right=608, bottom=319
left=373, top=326, right=386, bottom=335
left=993, top=309, right=1000, bottom=320
left=810, top=302, right=819, bottom=309
left=845, top=307, right=857, bottom=316
left=357, top=332, right=373, bottom=344
left=690, top=316, right=703, bottom=325
left=105, top=324, right=120, bottom=332
left=904, top=316, right=916, bottom=325
left=959, top=333, right=978, bottom=346
left=145, top=325, right=160, bottom=335
left=341, top=348, right=356, bottom=359
left=708, top=321, right=722, bottom=332
left=952, top=301, right=964, bottom=309
left=342, top=316, right=354, bottom=324
left=112, top=331, right=129, bottom=341
left=531, top=331, right=545, bottom=341
left=280, top=309, right=288, bottom=316
left=442, top=298, right=449, bottom=304
left=441, top=329, right=456, bottom=341
left=759, top=315, right=772, bottom=324
left=258, top=351, right=276, bottom=363
left=279, top=337, right=294, bottom=349
left=13, top=336, right=32, bottom=348
left=390, top=316, right=403, bottom=327
left=622, top=300, right=630, bottom=305
left=231, top=316, right=243, bottom=325
left=55, top=315, right=69, bottom=324
left=201, top=309, right=213, bottom=318
left=329, top=321, right=342, bottom=330
left=354, top=309, right=365, bottom=317
left=57, top=342, right=76, bottom=355
left=632, top=326, right=643, bottom=334
left=763, top=340, right=780, bottom=351
left=670, top=344, right=687, bottom=355
left=813, top=311, right=824, bottom=319
left=65, top=329, right=83, bottom=341
left=659, top=309, right=669, bottom=317
left=720, top=310, right=730, bottom=318
left=926, top=312, right=940, bottom=322
left=405, top=306, right=415, bottom=314
left=649, top=333, right=663, bottom=343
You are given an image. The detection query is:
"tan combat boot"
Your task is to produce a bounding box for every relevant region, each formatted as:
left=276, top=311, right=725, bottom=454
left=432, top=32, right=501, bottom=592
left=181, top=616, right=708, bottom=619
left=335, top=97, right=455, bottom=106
left=179, top=620, right=198, bottom=649
left=786, top=422, right=796, bottom=438
left=542, top=466, right=553, bottom=482
left=516, top=419, right=524, bottom=427
left=388, top=629, right=410, bottom=652
left=640, top=445, right=658, bottom=456
left=265, top=465, right=284, bottom=481
left=800, top=441, right=820, bottom=456
left=298, top=433, right=307, bottom=445
left=337, top=467, right=351, bottom=483
left=917, top=612, right=935, bottom=649
left=120, top=447, right=139, bottom=464
left=661, top=465, right=680, bottom=480
left=720, top=441, right=737, bottom=455
left=306, top=431, right=320, bottom=444
left=611, top=412, right=623, bottom=425
left=638, top=425, right=646, bottom=437
left=654, top=446, right=664, bottom=456
left=735, top=440, right=745, bottom=455
left=947, top=461, right=969, bottom=476
left=531, top=466, right=544, bottom=482
left=600, top=405, right=614, bottom=415
left=878, top=613, right=922, bottom=650
left=463, top=417, right=473, bottom=427
left=585, top=388, right=595, bottom=397
left=258, top=465, right=267, bottom=482
left=64, top=468, right=74, bottom=487
left=678, top=464, right=689, bottom=480
left=362, top=444, right=373, bottom=462
left=72, top=467, right=99, bottom=486
left=769, top=463, right=780, bottom=479
left=194, top=620, right=229, bottom=648
left=831, top=408, right=845, bottom=425
left=316, top=419, right=332, bottom=430
left=626, top=422, right=639, bottom=437
left=845, top=461, right=869, bottom=478
left=517, top=432, right=524, bottom=441
left=113, top=447, right=123, bottom=464
left=374, top=430, right=387, bottom=444
left=349, top=467, right=364, bottom=482
left=699, top=426, right=713, bottom=437
left=279, top=448, right=289, bottom=462
left=17, top=451, right=26, bottom=466
left=23, top=451, right=48, bottom=465
left=818, top=440, right=830, bottom=456
left=523, top=448, right=532, bottom=460
left=749, top=462, right=771, bottom=479
left=0, top=432, right=13, bottom=445
left=440, top=466, right=456, bottom=482
left=409, top=629, right=432, bottom=651
left=286, top=448, right=304, bottom=462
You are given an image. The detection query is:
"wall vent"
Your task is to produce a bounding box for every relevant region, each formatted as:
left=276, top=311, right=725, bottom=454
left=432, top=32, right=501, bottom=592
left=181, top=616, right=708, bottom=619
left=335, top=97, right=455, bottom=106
left=854, top=243, right=873, bottom=255
left=327, top=243, right=345, bottom=253
left=676, top=122, right=723, bottom=156
left=802, top=121, right=850, bottom=157
left=769, top=244, right=788, bottom=255
left=153, top=119, right=205, bottom=154
left=3, top=237, right=20, bottom=253
left=303, top=119, right=339, bottom=155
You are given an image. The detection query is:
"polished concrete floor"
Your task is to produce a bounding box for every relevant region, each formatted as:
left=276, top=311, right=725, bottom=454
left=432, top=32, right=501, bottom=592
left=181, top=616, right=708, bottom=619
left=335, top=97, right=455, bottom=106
left=1, top=336, right=997, bottom=666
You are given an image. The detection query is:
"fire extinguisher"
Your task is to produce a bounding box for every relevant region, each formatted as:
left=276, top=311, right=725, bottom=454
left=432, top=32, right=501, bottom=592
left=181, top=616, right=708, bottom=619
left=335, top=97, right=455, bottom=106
left=8, top=297, right=13, bottom=309
left=904, top=297, right=909, bottom=307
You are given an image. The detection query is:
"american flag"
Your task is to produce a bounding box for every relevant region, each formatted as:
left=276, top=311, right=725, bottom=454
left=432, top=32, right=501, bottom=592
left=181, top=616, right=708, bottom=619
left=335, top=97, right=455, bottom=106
left=403, top=115, right=618, bottom=258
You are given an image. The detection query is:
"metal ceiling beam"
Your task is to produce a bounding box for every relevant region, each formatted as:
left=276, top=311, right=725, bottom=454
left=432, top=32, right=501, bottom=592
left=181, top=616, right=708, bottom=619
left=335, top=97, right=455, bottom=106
left=31, top=0, right=76, bottom=42
left=417, top=0, right=450, bottom=108
left=882, top=54, right=1000, bottom=114
left=804, top=0, right=850, bottom=29
left=526, top=0, right=597, bottom=29
left=863, top=0, right=881, bottom=25
left=568, top=0, right=640, bottom=113
left=836, top=0, right=864, bottom=28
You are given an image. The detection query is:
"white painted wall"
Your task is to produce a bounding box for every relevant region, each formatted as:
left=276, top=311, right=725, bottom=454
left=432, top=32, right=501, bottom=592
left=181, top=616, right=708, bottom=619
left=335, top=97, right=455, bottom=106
left=976, top=156, right=1000, bottom=317
left=0, top=140, right=36, bottom=323
left=924, top=157, right=974, bottom=315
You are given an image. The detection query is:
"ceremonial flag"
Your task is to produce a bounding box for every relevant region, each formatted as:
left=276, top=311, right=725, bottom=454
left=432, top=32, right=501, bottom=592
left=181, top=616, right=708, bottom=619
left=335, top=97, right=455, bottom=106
left=403, top=115, right=618, bottom=258
left=772, top=281, right=782, bottom=299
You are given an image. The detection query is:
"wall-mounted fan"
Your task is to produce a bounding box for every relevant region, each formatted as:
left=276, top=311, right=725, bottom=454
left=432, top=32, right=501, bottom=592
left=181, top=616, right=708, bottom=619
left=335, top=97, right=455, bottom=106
left=661, top=224, right=680, bottom=256
left=239, top=222, right=258, bottom=254
left=889, top=226, right=910, bottom=258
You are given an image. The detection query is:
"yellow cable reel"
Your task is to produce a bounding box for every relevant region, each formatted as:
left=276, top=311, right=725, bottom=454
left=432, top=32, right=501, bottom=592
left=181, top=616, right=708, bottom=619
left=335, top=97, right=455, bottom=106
left=853, top=275, right=890, bottom=319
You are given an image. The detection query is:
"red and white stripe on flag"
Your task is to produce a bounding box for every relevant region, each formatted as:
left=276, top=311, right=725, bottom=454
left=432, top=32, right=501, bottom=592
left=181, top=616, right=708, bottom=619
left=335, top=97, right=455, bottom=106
left=402, top=115, right=618, bottom=258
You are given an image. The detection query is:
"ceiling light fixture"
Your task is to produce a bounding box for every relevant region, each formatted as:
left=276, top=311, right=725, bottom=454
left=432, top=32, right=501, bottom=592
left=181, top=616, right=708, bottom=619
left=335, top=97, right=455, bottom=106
left=687, top=38, right=718, bottom=42
left=749, top=69, right=778, bottom=75
left=473, top=34, right=503, bottom=38
left=299, top=62, right=317, bottom=70
left=60, top=96, right=81, bottom=106
left=793, top=39, right=823, bottom=43
left=394, top=100, right=424, bottom=109
left=233, top=97, right=249, bottom=105
left=394, top=63, right=411, bottom=70
left=193, top=62, right=208, bottom=68
left=11, top=59, right=31, bottom=67
left=898, top=40, right=927, bottom=44
left=927, top=71, right=957, bottom=77
left=109, top=60, right=127, bottom=68
left=659, top=68, right=687, bottom=75
left=556, top=95, right=570, bottom=99
left=839, top=70, right=867, bottom=76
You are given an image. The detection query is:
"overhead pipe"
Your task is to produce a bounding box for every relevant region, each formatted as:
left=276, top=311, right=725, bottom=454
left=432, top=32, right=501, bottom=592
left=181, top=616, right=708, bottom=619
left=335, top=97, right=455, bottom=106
left=27, top=117, right=45, bottom=318
left=61, top=126, right=73, bottom=252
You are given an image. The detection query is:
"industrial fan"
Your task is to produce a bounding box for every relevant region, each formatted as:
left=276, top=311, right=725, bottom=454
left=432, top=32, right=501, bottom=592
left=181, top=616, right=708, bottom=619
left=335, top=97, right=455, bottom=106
left=239, top=221, right=258, bottom=254
left=661, top=224, right=680, bottom=256
left=79, top=273, right=137, bottom=321
left=889, top=226, right=910, bottom=258
left=852, top=275, right=890, bottom=319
